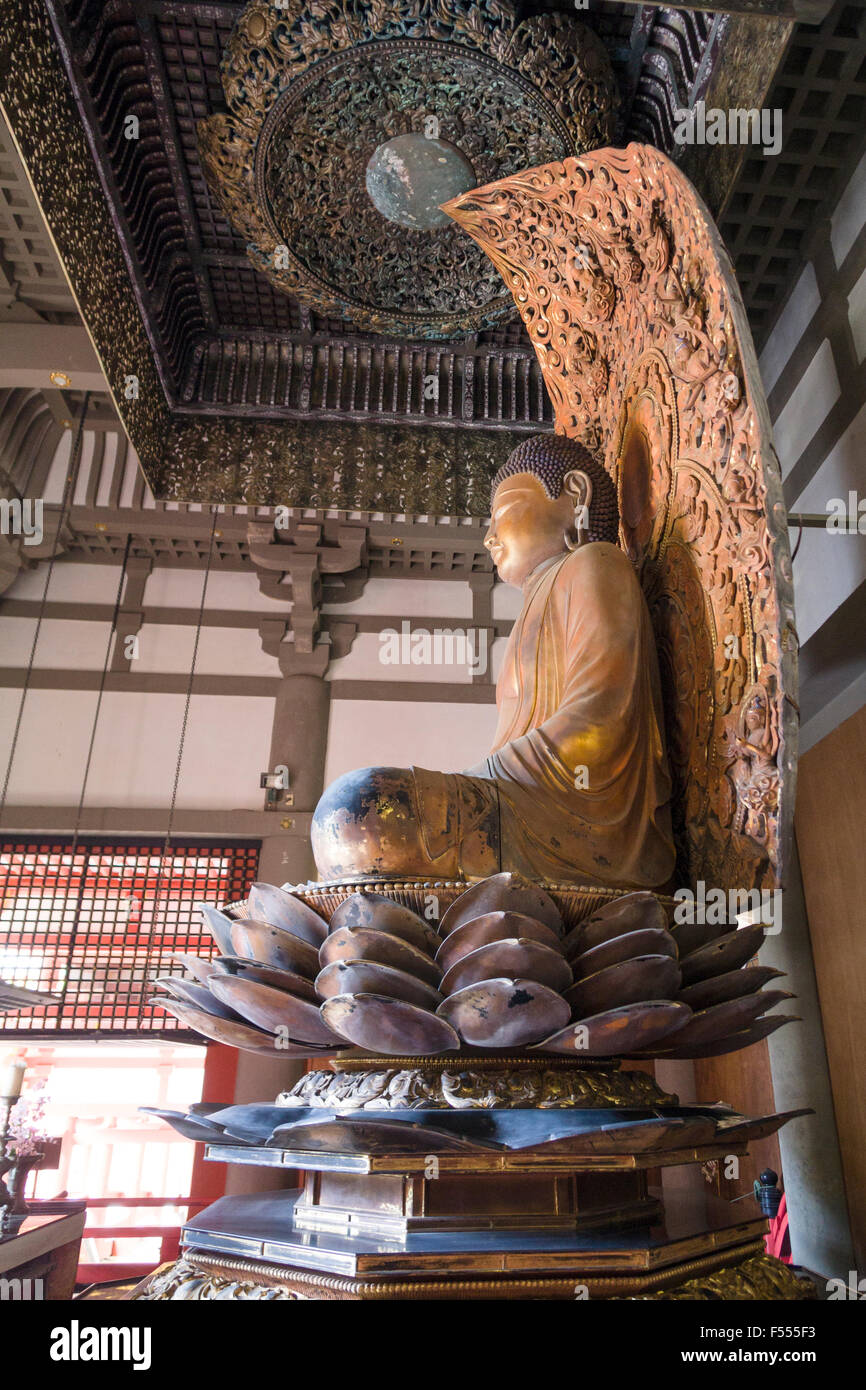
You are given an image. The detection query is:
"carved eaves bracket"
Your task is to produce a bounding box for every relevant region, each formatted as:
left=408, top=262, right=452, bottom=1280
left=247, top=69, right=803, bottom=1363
left=248, top=516, right=368, bottom=678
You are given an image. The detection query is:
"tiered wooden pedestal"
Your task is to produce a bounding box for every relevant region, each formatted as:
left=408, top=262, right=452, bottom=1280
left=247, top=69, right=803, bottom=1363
left=131, top=1056, right=813, bottom=1302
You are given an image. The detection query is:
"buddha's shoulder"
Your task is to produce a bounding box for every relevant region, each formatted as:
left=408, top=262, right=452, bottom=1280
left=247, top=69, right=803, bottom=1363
left=554, top=541, right=636, bottom=587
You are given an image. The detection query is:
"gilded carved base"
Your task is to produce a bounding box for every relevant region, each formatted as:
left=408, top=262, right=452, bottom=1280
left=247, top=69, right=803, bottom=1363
left=627, top=1254, right=817, bottom=1302
left=131, top=1248, right=814, bottom=1302
left=278, top=1061, right=676, bottom=1111
left=130, top=1258, right=306, bottom=1302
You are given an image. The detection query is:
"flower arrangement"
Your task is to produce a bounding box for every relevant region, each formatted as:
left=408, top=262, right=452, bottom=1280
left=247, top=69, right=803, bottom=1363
left=5, top=1080, right=50, bottom=1160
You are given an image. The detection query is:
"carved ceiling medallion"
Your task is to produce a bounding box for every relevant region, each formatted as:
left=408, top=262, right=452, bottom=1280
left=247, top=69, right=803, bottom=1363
left=198, top=0, right=618, bottom=338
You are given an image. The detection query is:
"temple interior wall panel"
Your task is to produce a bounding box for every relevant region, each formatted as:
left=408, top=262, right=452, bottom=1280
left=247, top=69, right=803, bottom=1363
left=145, top=567, right=293, bottom=614
left=758, top=147, right=866, bottom=749
left=0, top=687, right=275, bottom=812
left=790, top=415, right=866, bottom=648
left=323, top=699, right=498, bottom=788
left=322, top=576, right=473, bottom=620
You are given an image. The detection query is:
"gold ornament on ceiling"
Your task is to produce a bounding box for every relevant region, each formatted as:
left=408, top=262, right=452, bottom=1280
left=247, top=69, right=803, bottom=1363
left=197, top=0, right=618, bottom=338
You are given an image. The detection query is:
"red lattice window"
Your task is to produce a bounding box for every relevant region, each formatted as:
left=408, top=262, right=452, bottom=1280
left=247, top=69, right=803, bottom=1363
left=0, top=839, right=259, bottom=1036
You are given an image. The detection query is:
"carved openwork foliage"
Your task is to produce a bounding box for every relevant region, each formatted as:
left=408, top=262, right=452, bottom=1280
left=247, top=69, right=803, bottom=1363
left=198, top=0, right=617, bottom=337
left=447, top=145, right=797, bottom=892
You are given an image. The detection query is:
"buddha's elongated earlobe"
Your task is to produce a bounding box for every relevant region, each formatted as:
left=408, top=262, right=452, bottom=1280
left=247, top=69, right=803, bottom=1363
left=563, top=469, right=592, bottom=549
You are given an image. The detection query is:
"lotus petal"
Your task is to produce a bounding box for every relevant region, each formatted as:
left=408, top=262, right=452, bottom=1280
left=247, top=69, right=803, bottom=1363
left=151, top=976, right=242, bottom=1022
left=532, top=1000, right=692, bottom=1056
left=564, top=955, right=682, bottom=1018
left=644, top=1014, right=798, bottom=1059
left=440, top=938, right=572, bottom=997
left=678, top=965, right=785, bottom=1012
left=150, top=996, right=298, bottom=1056
left=209, top=975, right=345, bottom=1046
left=669, top=919, right=729, bottom=957
left=210, top=956, right=317, bottom=1001
left=329, top=892, right=439, bottom=956
left=436, top=977, right=570, bottom=1048
left=435, top=911, right=561, bottom=973
left=247, top=882, right=327, bottom=946
left=679, top=922, right=766, bottom=985
left=561, top=892, right=667, bottom=959
left=199, top=905, right=236, bottom=955
left=170, top=952, right=219, bottom=984
left=653, top=988, right=793, bottom=1050
left=319, top=926, right=441, bottom=987
left=322, top=993, right=459, bottom=1056
left=188, top=1102, right=230, bottom=1118
left=531, top=1115, right=717, bottom=1155
left=266, top=1119, right=487, bottom=1154
left=571, top=927, right=677, bottom=979
left=230, top=919, right=319, bottom=978
left=139, top=1107, right=243, bottom=1145
left=715, top=1109, right=812, bottom=1143
left=437, top=872, right=562, bottom=939
left=315, top=959, right=442, bottom=1010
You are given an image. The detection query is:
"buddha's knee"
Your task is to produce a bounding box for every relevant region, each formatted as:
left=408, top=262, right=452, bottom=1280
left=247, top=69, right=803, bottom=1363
left=311, top=766, right=426, bottom=878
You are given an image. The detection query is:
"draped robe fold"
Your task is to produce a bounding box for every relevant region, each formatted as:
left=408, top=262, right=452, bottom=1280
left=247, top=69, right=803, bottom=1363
left=411, top=542, right=675, bottom=887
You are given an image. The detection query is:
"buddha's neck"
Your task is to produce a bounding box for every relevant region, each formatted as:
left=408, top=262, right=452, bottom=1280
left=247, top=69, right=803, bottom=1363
left=522, top=550, right=568, bottom=594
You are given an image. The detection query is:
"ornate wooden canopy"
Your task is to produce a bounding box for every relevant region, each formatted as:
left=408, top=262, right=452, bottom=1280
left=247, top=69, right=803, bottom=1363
left=197, top=0, right=618, bottom=339
left=446, top=144, right=798, bottom=893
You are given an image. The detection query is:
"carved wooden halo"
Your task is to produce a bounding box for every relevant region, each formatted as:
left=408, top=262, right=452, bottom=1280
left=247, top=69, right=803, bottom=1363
left=445, top=143, right=798, bottom=894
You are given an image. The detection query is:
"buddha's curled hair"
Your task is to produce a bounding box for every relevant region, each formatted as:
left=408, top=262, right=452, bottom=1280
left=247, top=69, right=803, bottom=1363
left=492, top=434, right=620, bottom=545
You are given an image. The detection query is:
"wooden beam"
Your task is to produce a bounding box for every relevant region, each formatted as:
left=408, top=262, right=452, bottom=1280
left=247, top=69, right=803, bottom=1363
left=0, top=323, right=105, bottom=391
left=0, top=805, right=295, bottom=836
left=624, top=0, right=831, bottom=19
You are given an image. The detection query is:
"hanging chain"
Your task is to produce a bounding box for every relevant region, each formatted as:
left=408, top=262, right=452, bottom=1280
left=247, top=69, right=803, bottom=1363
left=136, top=508, right=221, bottom=1025
left=54, top=532, right=134, bottom=1019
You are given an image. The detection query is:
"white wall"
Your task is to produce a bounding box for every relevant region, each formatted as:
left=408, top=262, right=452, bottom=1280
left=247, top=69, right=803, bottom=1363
left=145, top=567, right=290, bottom=613
left=0, top=559, right=504, bottom=812
left=0, top=560, right=276, bottom=811
left=324, top=698, right=498, bottom=785
left=9, top=561, right=126, bottom=605
left=771, top=339, right=839, bottom=484
left=0, top=687, right=274, bottom=810
left=789, top=402, right=866, bottom=645
left=323, top=576, right=473, bottom=619
left=2, top=616, right=117, bottom=669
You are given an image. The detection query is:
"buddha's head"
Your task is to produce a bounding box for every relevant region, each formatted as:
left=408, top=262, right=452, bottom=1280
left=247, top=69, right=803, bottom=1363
left=485, top=434, right=619, bottom=587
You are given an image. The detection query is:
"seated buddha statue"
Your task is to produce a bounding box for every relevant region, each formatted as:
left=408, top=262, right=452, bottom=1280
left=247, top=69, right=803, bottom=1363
left=312, top=434, right=676, bottom=890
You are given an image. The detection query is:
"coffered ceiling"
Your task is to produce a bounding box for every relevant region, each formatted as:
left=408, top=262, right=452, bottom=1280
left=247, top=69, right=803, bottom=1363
left=2, top=0, right=861, bottom=511
left=38, top=1, right=742, bottom=419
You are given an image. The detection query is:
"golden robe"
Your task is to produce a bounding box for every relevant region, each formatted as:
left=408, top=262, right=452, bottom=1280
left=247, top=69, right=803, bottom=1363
left=410, top=543, right=675, bottom=888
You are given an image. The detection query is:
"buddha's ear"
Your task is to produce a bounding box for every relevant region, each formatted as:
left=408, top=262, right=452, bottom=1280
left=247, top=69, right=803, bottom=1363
left=562, top=468, right=592, bottom=515
left=562, top=469, right=593, bottom=549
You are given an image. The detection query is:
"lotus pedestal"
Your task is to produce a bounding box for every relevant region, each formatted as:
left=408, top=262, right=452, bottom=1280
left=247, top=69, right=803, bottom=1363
left=131, top=1054, right=813, bottom=1302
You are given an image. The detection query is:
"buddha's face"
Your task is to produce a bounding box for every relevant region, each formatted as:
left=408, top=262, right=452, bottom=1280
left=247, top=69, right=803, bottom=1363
left=484, top=473, right=575, bottom=587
